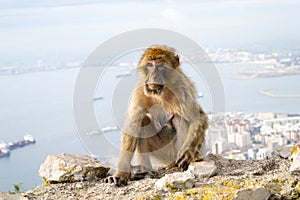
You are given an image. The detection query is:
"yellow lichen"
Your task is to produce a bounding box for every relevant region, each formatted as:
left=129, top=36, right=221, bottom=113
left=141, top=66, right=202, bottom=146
left=153, top=194, right=163, bottom=200
left=168, top=194, right=189, bottom=200
left=295, top=182, right=300, bottom=193
left=222, top=179, right=244, bottom=190
left=186, top=185, right=237, bottom=200
left=291, top=145, right=300, bottom=155
left=166, top=183, right=178, bottom=193
left=185, top=188, right=198, bottom=196
left=42, top=177, right=50, bottom=187
left=59, top=166, right=77, bottom=173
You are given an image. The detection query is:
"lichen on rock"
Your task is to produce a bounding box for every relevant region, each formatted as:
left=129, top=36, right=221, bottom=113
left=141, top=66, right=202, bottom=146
left=38, top=153, right=109, bottom=183
left=7, top=146, right=299, bottom=200
left=290, top=144, right=300, bottom=174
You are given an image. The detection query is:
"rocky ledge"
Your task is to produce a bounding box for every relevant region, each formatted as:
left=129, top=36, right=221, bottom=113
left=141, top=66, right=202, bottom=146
left=1, top=145, right=300, bottom=200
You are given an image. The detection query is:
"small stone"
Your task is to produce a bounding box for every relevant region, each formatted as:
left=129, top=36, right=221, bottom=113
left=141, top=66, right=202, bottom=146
left=75, top=183, right=83, bottom=189
left=276, top=145, right=294, bottom=159
left=155, top=171, right=195, bottom=190
left=234, top=188, right=271, bottom=200
left=187, top=160, right=218, bottom=178
left=39, top=154, right=109, bottom=183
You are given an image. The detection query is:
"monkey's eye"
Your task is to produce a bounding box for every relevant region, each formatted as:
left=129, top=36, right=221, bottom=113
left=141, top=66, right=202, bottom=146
left=146, top=63, right=153, bottom=67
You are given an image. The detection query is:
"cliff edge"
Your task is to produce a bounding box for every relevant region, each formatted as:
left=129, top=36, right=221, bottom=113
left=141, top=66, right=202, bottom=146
left=1, top=145, right=300, bottom=200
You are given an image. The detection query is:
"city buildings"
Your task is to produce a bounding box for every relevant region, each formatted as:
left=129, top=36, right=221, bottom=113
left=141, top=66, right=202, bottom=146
left=206, top=112, right=300, bottom=160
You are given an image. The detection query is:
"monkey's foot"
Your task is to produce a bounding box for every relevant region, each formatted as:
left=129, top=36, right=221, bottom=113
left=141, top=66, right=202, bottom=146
left=104, top=171, right=130, bottom=187
left=159, top=161, right=176, bottom=170
left=176, top=149, right=194, bottom=171
left=130, top=165, right=158, bottom=180
left=130, top=165, right=149, bottom=180
left=194, top=157, right=204, bottom=162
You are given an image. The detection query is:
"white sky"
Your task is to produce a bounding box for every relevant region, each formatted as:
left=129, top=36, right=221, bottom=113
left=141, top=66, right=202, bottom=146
left=0, top=0, right=299, bottom=64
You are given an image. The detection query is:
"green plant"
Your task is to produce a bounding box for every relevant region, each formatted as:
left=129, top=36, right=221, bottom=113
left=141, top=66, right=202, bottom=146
left=8, top=182, right=23, bottom=194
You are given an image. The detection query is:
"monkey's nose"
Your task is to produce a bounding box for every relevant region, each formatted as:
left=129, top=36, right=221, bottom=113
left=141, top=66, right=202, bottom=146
left=147, top=84, right=164, bottom=91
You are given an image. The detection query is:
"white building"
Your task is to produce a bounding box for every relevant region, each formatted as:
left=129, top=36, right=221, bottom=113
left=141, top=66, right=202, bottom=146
left=206, top=129, right=226, bottom=152
left=256, top=148, right=270, bottom=160
left=235, top=131, right=251, bottom=148
left=212, top=140, right=227, bottom=155
left=248, top=148, right=258, bottom=160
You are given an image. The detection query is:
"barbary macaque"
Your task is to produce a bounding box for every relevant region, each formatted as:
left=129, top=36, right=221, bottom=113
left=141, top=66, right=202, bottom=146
left=106, top=45, right=208, bottom=186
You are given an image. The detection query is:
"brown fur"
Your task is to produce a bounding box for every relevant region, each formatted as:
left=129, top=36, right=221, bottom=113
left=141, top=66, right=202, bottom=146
left=105, top=45, right=209, bottom=186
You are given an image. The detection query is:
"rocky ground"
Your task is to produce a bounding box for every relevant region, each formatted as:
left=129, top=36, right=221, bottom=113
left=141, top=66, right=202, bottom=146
left=1, top=145, right=300, bottom=200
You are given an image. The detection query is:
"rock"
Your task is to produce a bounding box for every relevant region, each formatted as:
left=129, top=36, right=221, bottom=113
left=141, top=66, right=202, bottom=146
left=155, top=171, right=195, bottom=190
left=290, top=145, right=300, bottom=173
left=0, top=193, right=28, bottom=200
left=276, top=145, right=294, bottom=159
left=187, top=160, right=217, bottom=178
left=234, top=188, right=271, bottom=200
left=39, top=154, right=109, bottom=183
left=22, top=154, right=300, bottom=199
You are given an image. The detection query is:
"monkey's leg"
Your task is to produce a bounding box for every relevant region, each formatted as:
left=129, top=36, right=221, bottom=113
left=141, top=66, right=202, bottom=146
left=132, top=125, right=177, bottom=179
left=176, top=115, right=208, bottom=171
left=130, top=136, right=153, bottom=180
left=105, top=133, right=137, bottom=186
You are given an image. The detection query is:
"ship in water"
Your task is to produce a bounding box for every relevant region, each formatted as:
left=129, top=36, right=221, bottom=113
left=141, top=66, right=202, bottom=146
left=116, top=71, right=132, bottom=78
left=197, top=92, right=204, bottom=98
left=0, top=148, right=10, bottom=158
left=86, top=126, right=119, bottom=136
left=0, top=134, right=36, bottom=159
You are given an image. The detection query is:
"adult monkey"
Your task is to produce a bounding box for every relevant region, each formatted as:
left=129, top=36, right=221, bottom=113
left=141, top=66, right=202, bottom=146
left=106, top=45, right=208, bottom=186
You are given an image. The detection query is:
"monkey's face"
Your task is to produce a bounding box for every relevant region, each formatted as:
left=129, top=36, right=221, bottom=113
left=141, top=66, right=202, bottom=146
left=144, top=59, right=167, bottom=96
left=140, top=46, right=180, bottom=97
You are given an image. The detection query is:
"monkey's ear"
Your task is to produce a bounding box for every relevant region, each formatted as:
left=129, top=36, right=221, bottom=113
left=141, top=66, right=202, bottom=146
left=174, top=54, right=180, bottom=66
left=175, top=54, right=179, bottom=62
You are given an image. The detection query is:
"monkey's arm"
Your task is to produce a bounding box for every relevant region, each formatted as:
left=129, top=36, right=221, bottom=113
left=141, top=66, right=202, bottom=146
left=106, top=89, right=148, bottom=186
left=176, top=106, right=208, bottom=170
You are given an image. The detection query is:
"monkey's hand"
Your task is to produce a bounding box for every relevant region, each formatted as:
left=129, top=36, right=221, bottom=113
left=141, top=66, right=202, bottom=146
left=105, top=171, right=130, bottom=187
left=176, top=147, right=194, bottom=171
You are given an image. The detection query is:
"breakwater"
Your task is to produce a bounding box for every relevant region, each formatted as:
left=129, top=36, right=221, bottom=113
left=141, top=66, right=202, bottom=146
left=259, top=89, right=300, bottom=99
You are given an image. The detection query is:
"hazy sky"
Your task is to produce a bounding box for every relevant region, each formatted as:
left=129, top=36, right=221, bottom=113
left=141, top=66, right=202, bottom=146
left=1, top=0, right=300, bottom=64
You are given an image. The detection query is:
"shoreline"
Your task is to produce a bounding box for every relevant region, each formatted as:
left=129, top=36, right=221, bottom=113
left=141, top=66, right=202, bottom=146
left=233, top=68, right=300, bottom=80
left=259, top=89, right=300, bottom=99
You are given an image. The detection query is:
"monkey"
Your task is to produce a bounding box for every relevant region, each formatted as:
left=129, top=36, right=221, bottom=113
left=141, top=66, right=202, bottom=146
left=105, top=45, right=209, bottom=186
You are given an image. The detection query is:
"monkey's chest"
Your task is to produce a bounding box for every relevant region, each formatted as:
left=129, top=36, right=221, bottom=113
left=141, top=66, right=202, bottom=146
left=161, top=97, right=180, bottom=116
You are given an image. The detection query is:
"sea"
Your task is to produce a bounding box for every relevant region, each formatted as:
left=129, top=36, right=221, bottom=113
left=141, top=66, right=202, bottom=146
left=0, top=63, right=300, bottom=192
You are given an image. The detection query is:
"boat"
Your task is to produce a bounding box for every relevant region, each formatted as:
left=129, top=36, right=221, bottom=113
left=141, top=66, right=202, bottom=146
left=0, top=134, right=36, bottom=159
left=86, top=130, right=101, bottom=136
left=9, top=134, right=36, bottom=149
left=0, top=141, right=8, bottom=149
left=86, top=126, right=119, bottom=136
left=101, top=126, right=119, bottom=133
left=116, top=71, right=131, bottom=78
left=93, top=97, right=104, bottom=101
left=24, top=134, right=35, bottom=142
left=0, top=148, right=10, bottom=158
left=197, top=92, right=204, bottom=98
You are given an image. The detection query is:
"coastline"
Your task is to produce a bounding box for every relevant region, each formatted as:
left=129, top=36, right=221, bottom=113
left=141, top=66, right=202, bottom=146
left=233, top=67, right=300, bottom=80
left=259, top=89, right=300, bottom=99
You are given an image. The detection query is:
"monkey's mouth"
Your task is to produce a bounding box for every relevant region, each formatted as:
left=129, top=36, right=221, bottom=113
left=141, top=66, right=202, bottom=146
left=145, top=84, right=164, bottom=95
